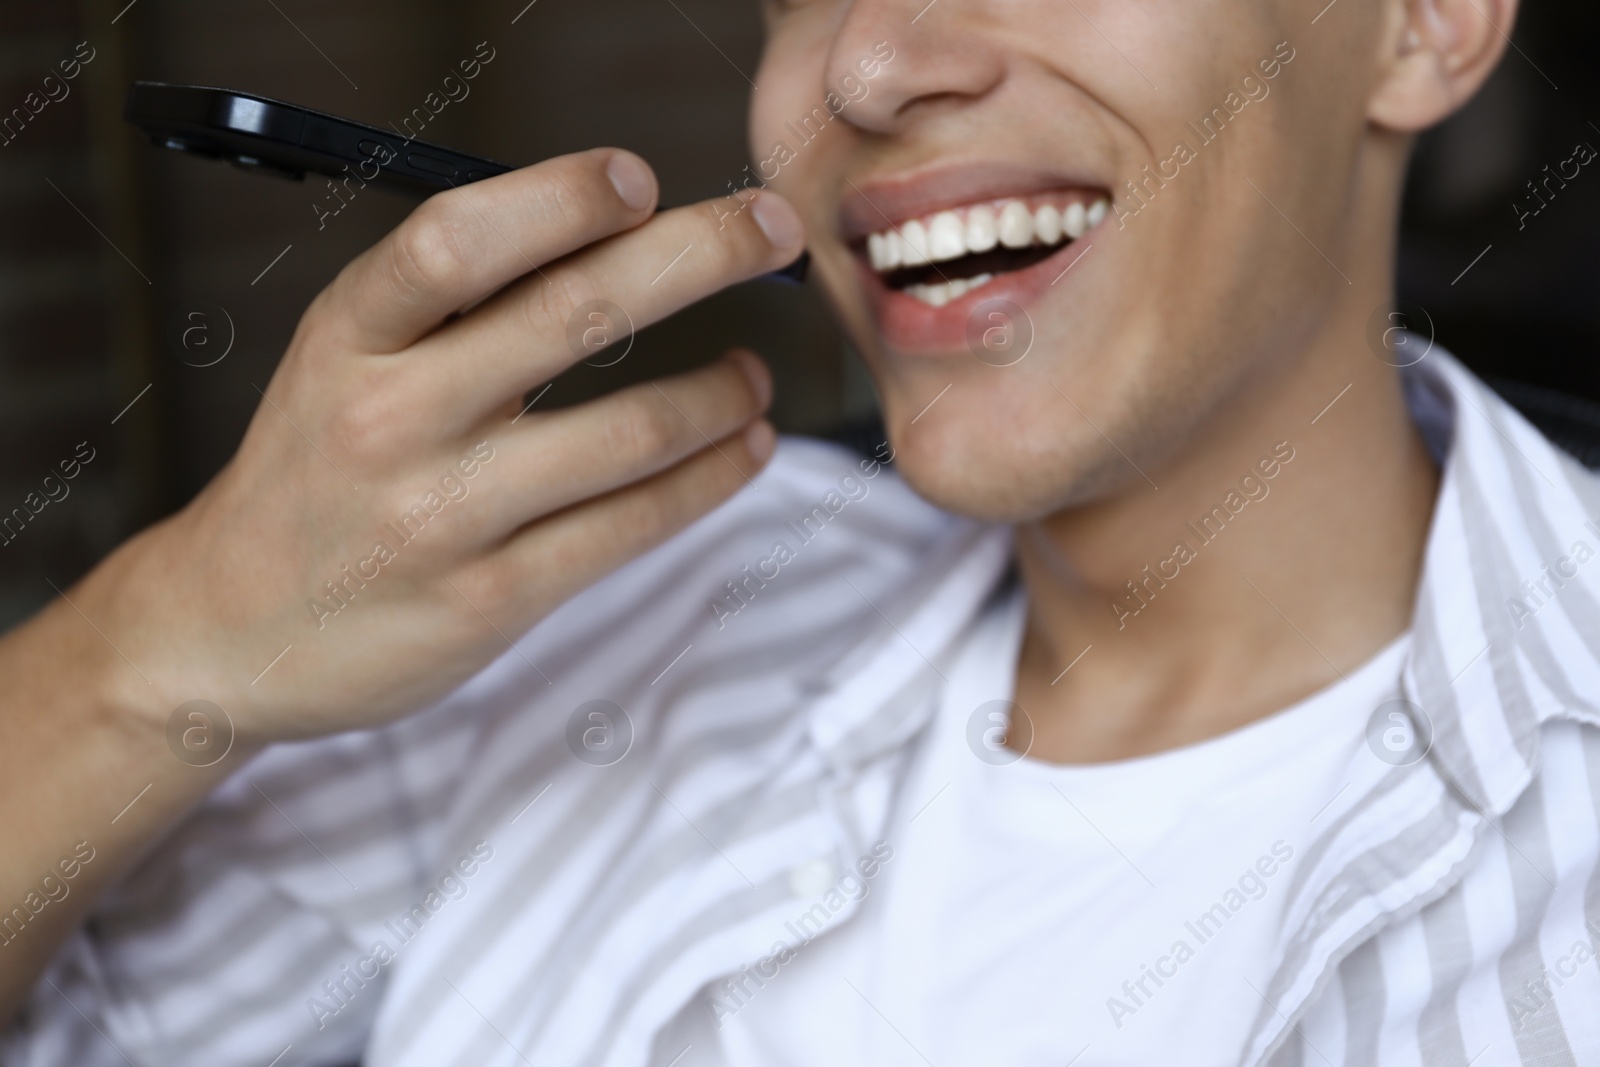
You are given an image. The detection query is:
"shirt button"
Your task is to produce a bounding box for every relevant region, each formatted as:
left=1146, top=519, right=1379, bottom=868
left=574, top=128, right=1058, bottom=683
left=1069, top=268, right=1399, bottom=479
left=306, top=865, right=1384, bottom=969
left=788, top=858, right=837, bottom=898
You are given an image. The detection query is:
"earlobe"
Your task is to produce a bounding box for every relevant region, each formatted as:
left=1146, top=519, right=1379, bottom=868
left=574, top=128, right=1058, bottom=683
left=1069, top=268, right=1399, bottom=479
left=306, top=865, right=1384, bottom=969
left=1367, top=0, right=1517, bottom=132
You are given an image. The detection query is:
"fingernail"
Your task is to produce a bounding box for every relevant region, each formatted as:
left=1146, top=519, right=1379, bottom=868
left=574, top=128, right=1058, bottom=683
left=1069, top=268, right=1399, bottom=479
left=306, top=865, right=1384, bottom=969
left=606, top=152, right=656, bottom=211
left=731, top=349, right=772, bottom=409
left=751, top=192, right=804, bottom=250
left=744, top=419, right=776, bottom=463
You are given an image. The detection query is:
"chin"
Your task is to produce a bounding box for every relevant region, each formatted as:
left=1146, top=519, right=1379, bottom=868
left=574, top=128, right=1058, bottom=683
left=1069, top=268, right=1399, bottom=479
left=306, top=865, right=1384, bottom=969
left=877, top=380, right=1146, bottom=525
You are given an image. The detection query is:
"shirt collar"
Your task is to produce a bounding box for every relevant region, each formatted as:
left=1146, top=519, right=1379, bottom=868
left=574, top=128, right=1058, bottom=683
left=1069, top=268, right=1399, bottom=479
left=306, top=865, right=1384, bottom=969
left=1399, top=344, right=1600, bottom=816
left=803, top=519, right=1014, bottom=770
left=1239, top=343, right=1600, bottom=1066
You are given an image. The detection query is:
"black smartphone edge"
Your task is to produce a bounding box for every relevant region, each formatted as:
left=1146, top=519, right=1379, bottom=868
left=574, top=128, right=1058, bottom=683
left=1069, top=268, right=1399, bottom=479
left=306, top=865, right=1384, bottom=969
left=123, top=81, right=808, bottom=283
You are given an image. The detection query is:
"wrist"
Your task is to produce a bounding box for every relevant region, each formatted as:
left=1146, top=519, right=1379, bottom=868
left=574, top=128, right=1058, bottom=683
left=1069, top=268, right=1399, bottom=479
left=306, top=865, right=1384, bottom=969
left=35, top=521, right=265, bottom=773
left=68, top=526, right=183, bottom=744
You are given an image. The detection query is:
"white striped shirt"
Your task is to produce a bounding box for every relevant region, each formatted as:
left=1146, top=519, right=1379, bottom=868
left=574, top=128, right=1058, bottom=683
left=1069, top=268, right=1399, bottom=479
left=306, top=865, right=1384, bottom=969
left=5, top=346, right=1600, bottom=1067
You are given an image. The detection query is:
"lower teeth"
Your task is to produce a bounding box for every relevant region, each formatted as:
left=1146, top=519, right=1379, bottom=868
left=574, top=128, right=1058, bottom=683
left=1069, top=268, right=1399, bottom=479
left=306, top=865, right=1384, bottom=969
left=904, top=272, right=994, bottom=307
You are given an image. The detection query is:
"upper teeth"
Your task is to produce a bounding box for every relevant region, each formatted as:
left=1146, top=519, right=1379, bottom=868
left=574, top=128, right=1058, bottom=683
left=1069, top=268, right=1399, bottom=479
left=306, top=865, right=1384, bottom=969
left=866, top=196, right=1108, bottom=273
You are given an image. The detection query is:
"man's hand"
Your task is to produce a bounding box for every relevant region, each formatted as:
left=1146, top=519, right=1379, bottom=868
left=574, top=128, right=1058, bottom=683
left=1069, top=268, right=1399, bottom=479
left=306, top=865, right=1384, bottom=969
left=0, top=148, right=802, bottom=1020
left=101, top=147, right=801, bottom=741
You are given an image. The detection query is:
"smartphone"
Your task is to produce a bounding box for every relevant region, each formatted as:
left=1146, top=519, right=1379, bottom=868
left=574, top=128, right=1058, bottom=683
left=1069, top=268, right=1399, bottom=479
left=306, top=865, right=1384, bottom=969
left=123, top=81, right=807, bottom=282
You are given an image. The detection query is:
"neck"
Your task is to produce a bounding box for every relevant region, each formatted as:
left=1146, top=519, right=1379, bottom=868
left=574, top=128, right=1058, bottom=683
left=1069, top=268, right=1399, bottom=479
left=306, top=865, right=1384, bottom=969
left=1013, top=285, right=1440, bottom=766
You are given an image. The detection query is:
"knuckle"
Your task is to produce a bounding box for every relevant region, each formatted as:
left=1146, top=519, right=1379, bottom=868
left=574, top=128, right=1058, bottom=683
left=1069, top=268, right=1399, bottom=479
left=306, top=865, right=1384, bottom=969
left=288, top=288, right=338, bottom=353
left=534, top=166, right=601, bottom=233
left=388, top=200, right=468, bottom=303
left=605, top=394, right=677, bottom=465
left=525, top=263, right=602, bottom=335
left=700, top=220, right=751, bottom=277
left=325, top=374, right=404, bottom=462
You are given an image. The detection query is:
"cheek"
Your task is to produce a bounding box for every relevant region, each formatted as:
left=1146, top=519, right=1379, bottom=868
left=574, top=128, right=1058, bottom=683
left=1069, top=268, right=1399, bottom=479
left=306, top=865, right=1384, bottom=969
left=747, top=14, right=844, bottom=179
left=747, top=33, right=807, bottom=160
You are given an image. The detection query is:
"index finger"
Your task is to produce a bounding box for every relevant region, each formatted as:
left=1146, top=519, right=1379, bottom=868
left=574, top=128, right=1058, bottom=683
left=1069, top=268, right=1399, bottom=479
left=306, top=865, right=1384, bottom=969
left=408, top=189, right=805, bottom=421
left=316, top=148, right=660, bottom=354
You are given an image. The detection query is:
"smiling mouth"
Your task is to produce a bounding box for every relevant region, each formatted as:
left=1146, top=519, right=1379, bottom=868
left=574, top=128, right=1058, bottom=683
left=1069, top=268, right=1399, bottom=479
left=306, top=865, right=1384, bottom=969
left=861, top=192, right=1110, bottom=307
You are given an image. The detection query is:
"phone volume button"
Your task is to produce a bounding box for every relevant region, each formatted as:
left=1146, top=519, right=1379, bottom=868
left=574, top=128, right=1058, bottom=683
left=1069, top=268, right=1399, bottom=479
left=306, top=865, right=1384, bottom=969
left=406, top=152, right=458, bottom=178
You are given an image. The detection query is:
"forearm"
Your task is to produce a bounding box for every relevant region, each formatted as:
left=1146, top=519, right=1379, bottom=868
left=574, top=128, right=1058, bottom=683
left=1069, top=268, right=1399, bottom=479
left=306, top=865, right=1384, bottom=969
left=0, top=530, right=262, bottom=1024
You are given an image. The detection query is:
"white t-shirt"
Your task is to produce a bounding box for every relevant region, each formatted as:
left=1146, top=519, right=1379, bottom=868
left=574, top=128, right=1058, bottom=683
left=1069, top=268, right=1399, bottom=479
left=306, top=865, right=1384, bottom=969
left=655, top=579, right=1411, bottom=1066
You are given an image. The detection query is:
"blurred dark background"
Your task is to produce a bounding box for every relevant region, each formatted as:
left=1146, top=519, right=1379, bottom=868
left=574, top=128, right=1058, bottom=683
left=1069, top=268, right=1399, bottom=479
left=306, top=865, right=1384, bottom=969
left=0, top=0, right=1595, bottom=629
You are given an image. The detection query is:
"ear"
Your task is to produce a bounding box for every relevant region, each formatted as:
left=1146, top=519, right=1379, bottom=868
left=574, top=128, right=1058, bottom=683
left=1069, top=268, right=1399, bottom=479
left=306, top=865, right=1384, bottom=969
left=1367, top=0, right=1519, bottom=132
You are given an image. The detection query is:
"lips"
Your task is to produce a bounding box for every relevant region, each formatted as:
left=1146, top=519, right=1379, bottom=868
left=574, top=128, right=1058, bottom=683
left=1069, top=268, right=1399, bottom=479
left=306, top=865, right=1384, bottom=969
left=841, top=167, right=1111, bottom=352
